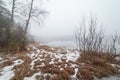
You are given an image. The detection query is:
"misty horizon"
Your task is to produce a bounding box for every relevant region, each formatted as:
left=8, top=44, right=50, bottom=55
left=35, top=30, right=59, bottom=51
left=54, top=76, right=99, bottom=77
left=29, top=0, right=120, bottom=42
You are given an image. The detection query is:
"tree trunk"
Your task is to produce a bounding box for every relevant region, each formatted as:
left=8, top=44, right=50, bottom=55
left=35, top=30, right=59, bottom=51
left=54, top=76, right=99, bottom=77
left=11, top=0, right=16, bottom=22
left=24, top=0, right=34, bottom=35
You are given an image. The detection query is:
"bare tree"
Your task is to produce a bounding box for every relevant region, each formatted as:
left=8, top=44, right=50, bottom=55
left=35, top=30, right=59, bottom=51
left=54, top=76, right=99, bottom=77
left=11, top=0, right=16, bottom=21
left=24, top=0, right=48, bottom=35
left=24, top=0, right=34, bottom=35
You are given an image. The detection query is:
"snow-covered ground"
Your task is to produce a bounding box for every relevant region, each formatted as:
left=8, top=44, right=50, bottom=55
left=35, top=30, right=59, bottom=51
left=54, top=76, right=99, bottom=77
left=0, top=59, right=24, bottom=80
left=26, top=45, right=80, bottom=80
left=0, top=44, right=120, bottom=80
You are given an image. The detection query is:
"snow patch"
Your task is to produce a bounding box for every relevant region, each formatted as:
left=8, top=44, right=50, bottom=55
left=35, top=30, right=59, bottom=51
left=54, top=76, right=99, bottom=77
left=71, top=68, right=78, bottom=79
left=115, top=56, right=120, bottom=62
left=0, top=57, right=3, bottom=61
left=0, top=59, right=24, bottom=80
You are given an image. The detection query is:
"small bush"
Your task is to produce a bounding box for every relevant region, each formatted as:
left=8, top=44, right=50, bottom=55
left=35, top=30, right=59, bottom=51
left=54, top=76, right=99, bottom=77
left=77, top=51, right=120, bottom=79
left=11, top=56, right=32, bottom=80
left=65, top=66, right=75, bottom=75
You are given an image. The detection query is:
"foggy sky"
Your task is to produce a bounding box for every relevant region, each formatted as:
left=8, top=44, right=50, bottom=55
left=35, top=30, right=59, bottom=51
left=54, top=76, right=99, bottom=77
left=30, top=0, right=120, bottom=41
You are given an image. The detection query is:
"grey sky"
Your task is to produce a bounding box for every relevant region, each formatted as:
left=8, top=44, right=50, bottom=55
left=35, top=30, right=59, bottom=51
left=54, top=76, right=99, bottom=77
left=30, top=0, right=120, bottom=40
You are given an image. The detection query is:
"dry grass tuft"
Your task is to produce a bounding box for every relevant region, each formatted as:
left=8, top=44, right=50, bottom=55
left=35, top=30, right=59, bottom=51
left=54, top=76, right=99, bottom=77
left=65, top=66, right=75, bottom=75
left=0, top=60, right=13, bottom=69
left=11, top=56, right=32, bottom=80
left=77, top=51, right=120, bottom=79
left=58, top=70, right=71, bottom=80
left=50, top=75, right=59, bottom=80
left=37, top=45, right=52, bottom=52
left=79, top=67, right=94, bottom=80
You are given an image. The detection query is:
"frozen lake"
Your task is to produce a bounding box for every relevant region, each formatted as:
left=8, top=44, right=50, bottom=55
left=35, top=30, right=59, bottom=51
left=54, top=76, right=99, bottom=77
left=45, top=41, right=76, bottom=49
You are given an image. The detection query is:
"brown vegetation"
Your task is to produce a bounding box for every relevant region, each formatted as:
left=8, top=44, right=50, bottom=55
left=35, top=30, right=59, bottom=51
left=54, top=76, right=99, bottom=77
left=11, top=56, right=32, bottom=80
left=77, top=51, right=120, bottom=79
left=1, top=44, right=120, bottom=80
left=0, top=60, right=13, bottom=69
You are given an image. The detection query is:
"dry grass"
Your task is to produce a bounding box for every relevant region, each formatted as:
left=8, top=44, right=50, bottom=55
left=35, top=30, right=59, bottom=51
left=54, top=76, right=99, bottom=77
left=37, top=45, right=51, bottom=51
left=1, top=44, right=119, bottom=80
left=58, top=70, right=71, bottom=80
left=37, top=44, right=68, bottom=54
left=0, top=60, right=13, bottom=69
left=65, top=66, right=75, bottom=75
left=11, top=55, right=32, bottom=80
left=77, top=51, right=120, bottom=79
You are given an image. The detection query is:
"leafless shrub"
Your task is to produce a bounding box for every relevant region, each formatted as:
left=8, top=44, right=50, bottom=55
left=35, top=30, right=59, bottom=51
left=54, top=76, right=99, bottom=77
left=109, top=34, right=118, bottom=54
left=75, top=17, right=120, bottom=55
left=117, top=35, right=120, bottom=54
left=75, top=17, right=104, bottom=54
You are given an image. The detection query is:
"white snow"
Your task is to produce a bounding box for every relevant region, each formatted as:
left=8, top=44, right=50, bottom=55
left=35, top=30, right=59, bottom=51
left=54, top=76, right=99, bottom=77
left=58, top=59, right=62, bottom=62
left=72, top=68, right=78, bottom=78
left=65, top=64, right=67, bottom=67
left=13, top=59, right=24, bottom=65
left=49, top=58, right=54, bottom=64
left=30, top=58, right=38, bottom=70
left=0, top=65, right=15, bottom=80
left=60, top=68, right=64, bottom=71
left=0, top=70, right=14, bottom=80
left=0, top=59, right=24, bottom=80
left=70, top=64, right=78, bottom=68
left=52, top=50, right=80, bottom=62
left=115, top=56, right=120, bottom=62
left=1, top=44, right=120, bottom=80
left=65, top=50, right=80, bottom=62
left=40, top=62, right=45, bottom=67
left=24, top=45, right=81, bottom=80
left=0, top=57, right=3, bottom=61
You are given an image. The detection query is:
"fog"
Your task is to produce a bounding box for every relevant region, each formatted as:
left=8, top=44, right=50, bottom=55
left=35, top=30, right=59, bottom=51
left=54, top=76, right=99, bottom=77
left=30, top=0, right=120, bottom=42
